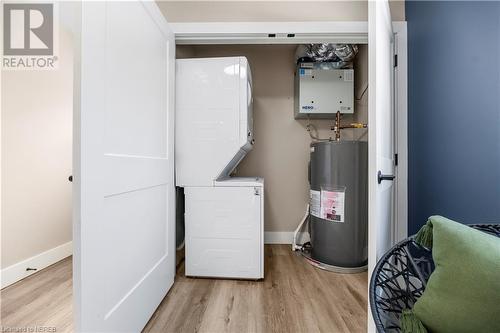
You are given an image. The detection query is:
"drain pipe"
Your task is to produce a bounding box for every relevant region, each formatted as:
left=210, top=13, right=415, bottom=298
left=292, top=204, right=310, bottom=251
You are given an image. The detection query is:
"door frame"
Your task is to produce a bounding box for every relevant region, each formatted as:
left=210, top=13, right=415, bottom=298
left=392, top=22, right=408, bottom=243
left=172, top=21, right=369, bottom=44
left=170, top=21, right=408, bottom=242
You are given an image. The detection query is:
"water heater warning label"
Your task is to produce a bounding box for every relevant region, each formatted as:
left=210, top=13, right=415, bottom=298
left=310, top=190, right=321, bottom=218
left=320, top=189, right=345, bottom=223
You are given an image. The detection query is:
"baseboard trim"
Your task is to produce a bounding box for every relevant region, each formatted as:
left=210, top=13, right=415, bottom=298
left=1, top=241, right=72, bottom=289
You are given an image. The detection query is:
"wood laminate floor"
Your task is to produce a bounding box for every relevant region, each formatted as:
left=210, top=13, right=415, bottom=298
left=1, top=245, right=367, bottom=333
left=1, top=257, right=73, bottom=332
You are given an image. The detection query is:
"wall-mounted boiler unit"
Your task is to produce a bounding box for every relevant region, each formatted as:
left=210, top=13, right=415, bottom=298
left=295, top=62, right=354, bottom=119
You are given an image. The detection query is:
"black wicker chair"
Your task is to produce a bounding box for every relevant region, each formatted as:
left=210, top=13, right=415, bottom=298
left=369, top=224, right=500, bottom=333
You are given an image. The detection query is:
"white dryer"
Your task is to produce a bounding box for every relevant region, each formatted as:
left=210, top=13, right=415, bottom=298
left=176, top=57, right=264, bottom=279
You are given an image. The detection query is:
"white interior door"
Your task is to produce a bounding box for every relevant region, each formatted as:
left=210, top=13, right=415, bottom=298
left=74, top=2, right=175, bottom=332
left=368, top=0, right=395, bottom=291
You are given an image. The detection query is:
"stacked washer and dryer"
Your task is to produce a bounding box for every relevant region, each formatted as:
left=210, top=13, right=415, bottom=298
left=176, top=57, right=264, bottom=280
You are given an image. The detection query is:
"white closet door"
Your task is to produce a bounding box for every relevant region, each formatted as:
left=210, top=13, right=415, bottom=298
left=74, top=1, right=175, bottom=332
left=367, top=0, right=395, bottom=308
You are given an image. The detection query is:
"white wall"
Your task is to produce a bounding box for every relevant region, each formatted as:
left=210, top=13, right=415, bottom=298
left=179, top=44, right=368, bottom=235
left=157, top=1, right=405, bottom=22
left=1, top=28, right=73, bottom=278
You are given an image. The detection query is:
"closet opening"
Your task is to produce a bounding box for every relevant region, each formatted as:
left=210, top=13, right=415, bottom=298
left=175, top=41, right=369, bottom=296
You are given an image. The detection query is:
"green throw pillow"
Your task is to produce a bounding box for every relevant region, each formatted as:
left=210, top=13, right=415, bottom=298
left=407, top=216, right=500, bottom=333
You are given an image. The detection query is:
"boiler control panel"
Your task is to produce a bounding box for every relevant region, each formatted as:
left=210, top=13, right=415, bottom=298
left=294, top=62, right=354, bottom=119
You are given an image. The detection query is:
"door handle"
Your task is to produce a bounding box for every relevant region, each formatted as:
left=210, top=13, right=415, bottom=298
left=377, top=170, right=395, bottom=184
left=68, top=175, right=73, bottom=182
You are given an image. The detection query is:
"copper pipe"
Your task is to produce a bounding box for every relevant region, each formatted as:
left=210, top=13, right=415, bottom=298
left=332, top=111, right=367, bottom=141
left=340, top=123, right=368, bottom=129
left=334, top=111, right=341, bottom=141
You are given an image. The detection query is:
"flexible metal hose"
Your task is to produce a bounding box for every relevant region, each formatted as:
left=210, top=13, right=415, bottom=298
left=306, top=123, right=332, bottom=142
